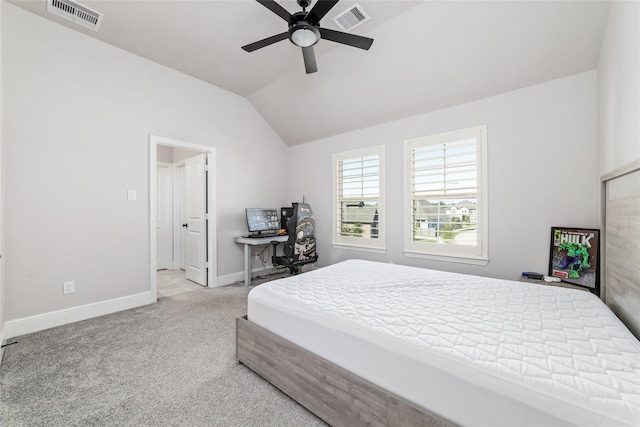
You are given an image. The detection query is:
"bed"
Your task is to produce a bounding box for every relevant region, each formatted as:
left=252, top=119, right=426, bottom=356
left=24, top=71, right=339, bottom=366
left=237, top=259, right=640, bottom=426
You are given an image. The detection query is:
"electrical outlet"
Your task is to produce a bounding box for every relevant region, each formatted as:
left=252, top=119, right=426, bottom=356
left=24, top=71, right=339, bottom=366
left=63, top=281, right=75, bottom=294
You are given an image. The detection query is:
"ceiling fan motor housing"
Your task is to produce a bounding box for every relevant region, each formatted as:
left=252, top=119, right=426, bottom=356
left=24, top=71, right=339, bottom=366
left=288, top=12, right=320, bottom=47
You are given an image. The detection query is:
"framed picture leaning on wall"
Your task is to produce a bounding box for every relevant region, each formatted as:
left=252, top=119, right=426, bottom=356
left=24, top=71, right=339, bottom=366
left=549, top=227, right=600, bottom=292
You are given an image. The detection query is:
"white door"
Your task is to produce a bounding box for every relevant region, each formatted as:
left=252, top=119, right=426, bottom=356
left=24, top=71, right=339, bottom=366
left=185, top=153, right=207, bottom=285
left=176, top=164, right=188, bottom=271
left=156, top=163, right=172, bottom=270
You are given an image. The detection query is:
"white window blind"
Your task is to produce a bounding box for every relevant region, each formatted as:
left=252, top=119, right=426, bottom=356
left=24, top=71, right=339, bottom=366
left=333, top=146, right=385, bottom=251
left=404, top=126, right=488, bottom=263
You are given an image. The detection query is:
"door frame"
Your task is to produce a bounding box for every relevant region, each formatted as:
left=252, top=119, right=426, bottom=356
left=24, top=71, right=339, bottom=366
left=149, top=135, right=217, bottom=300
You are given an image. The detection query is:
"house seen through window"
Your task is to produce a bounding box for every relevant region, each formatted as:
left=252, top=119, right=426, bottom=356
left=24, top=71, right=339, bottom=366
left=333, top=145, right=385, bottom=251
left=404, top=126, right=488, bottom=263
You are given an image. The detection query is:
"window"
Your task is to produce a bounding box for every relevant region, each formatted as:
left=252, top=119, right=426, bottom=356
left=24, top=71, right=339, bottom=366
left=333, top=145, right=385, bottom=252
left=404, top=125, right=488, bottom=264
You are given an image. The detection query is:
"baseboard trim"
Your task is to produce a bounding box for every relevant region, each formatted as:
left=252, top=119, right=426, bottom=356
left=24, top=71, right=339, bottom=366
left=216, top=271, right=245, bottom=287
left=216, top=266, right=285, bottom=287
left=4, top=291, right=155, bottom=339
left=0, top=327, right=6, bottom=366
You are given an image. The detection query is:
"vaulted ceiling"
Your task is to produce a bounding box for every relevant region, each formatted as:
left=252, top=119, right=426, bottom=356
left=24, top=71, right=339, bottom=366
left=10, top=0, right=610, bottom=145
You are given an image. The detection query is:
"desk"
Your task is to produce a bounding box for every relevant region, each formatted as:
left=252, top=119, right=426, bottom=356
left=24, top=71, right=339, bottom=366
left=236, top=235, right=289, bottom=286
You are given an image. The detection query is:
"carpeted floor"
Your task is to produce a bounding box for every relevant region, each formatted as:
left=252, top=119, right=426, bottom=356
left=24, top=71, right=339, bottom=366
left=156, top=269, right=205, bottom=298
left=0, top=272, right=325, bottom=426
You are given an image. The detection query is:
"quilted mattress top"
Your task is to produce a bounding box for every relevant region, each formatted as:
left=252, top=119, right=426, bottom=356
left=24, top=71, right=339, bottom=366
left=249, top=259, right=640, bottom=425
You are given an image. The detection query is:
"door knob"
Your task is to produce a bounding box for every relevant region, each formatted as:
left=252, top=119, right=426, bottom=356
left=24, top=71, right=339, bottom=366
left=182, top=223, right=188, bottom=228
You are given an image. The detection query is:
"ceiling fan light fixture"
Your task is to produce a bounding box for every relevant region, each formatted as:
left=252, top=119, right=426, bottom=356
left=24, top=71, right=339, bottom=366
left=289, top=23, right=320, bottom=47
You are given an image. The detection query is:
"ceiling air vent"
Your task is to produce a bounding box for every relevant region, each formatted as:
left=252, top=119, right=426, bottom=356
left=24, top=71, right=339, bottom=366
left=47, top=0, right=103, bottom=32
left=332, top=3, right=370, bottom=32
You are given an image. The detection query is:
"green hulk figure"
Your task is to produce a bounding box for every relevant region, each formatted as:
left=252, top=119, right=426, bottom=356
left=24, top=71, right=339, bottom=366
left=557, top=242, right=591, bottom=279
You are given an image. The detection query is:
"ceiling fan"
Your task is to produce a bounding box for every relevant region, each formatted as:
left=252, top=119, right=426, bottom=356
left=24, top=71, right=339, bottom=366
left=242, top=0, right=374, bottom=74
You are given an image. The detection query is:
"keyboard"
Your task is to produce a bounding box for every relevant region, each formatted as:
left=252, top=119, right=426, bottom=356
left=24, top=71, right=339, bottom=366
left=246, top=233, right=281, bottom=239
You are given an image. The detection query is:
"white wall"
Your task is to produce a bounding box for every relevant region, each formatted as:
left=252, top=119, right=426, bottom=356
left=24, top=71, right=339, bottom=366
left=156, top=145, right=173, bottom=163
left=597, top=0, right=640, bottom=175
left=155, top=145, right=199, bottom=164
left=2, top=3, right=288, bottom=325
left=172, top=148, right=200, bottom=163
left=288, top=71, right=599, bottom=281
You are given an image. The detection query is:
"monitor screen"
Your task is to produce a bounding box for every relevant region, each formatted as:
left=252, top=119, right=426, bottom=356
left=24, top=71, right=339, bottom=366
left=245, top=208, right=280, bottom=234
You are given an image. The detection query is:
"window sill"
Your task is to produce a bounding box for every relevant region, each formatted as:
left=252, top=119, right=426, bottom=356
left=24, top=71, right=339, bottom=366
left=403, top=251, right=489, bottom=266
left=333, top=244, right=386, bottom=254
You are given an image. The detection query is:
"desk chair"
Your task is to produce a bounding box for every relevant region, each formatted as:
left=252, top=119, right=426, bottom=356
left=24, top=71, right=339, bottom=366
left=271, top=203, right=318, bottom=275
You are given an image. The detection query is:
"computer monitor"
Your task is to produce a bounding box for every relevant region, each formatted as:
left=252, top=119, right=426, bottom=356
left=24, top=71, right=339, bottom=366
left=245, top=208, right=280, bottom=235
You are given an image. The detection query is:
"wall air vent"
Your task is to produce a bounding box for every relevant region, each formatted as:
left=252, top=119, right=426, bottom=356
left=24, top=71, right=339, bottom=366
left=47, top=0, right=103, bottom=32
left=332, top=3, right=370, bottom=32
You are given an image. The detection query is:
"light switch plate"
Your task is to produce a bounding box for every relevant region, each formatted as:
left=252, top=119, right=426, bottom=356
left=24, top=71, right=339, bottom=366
left=127, top=189, right=137, bottom=201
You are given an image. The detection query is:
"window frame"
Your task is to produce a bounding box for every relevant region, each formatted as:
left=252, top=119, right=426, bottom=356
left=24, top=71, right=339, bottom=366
left=403, top=125, right=488, bottom=265
left=332, top=145, right=386, bottom=253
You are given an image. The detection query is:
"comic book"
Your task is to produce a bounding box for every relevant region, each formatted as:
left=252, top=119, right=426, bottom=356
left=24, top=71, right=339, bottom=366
left=550, top=227, right=600, bottom=289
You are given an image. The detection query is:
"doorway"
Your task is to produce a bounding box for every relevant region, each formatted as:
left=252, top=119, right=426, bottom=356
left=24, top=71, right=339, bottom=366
left=149, top=135, right=217, bottom=301
left=157, top=150, right=207, bottom=285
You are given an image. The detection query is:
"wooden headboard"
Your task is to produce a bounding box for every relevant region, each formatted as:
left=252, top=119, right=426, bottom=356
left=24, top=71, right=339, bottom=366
left=601, top=159, right=640, bottom=339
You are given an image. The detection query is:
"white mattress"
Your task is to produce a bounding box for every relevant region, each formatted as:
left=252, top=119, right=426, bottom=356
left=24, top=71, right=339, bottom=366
left=247, top=260, right=640, bottom=426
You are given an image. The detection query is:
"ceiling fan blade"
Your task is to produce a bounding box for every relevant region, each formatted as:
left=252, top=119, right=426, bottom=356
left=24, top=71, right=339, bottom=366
left=242, top=32, right=289, bottom=52
left=302, top=46, right=318, bottom=74
left=319, top=27, right=373, bottom=50
left=305, top=0, right=340, bottom=24
left=256, top=0, right=293, bottom=22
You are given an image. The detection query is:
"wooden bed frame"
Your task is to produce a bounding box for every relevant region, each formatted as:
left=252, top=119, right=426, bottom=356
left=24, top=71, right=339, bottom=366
left=236, top=316, right=455, bottom=427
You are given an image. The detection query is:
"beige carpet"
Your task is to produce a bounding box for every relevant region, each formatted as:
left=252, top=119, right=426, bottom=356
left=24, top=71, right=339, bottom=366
left=0, top=272, right=326, bottom=426
left=157, top=269, right=205, bottom=298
